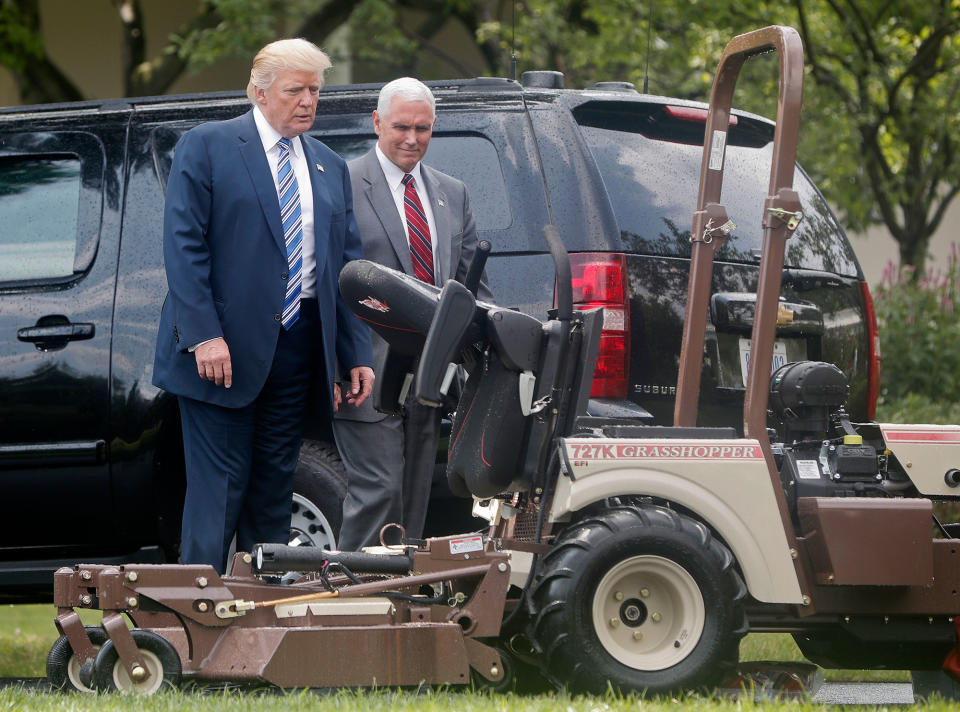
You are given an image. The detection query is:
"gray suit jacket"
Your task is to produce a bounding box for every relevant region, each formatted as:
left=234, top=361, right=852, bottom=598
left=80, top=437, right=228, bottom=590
left=336, top=148, right=492, bottom=423
left=336, top=149, right=493, bottom=422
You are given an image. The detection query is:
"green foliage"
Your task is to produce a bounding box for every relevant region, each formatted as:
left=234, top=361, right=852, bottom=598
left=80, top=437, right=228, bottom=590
left=873, top=244, right=960, bottom=405
left=0, top=2, right=43, bottom=72
left=3, top=0, right=958, bottom=274
left=173, top=0, right=316, bottom=71
left=876, top=393, right=960, bottom=425
left=347, top=1, right=421, bottom=71
left=483, top=0, right=960, bottom=275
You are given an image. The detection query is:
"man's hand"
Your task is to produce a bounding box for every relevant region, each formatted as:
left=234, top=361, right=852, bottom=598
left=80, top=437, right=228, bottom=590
left=346, top=366, right=375, bottom=407
left=333, top=382, right=342, bottom=413
left=195, top=337, right=232, bottom=388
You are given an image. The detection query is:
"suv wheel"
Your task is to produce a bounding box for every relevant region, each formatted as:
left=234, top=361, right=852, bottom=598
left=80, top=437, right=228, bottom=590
left=528, top=504, right=746, bottom=694
left=291, top=440, right=346, bottom=550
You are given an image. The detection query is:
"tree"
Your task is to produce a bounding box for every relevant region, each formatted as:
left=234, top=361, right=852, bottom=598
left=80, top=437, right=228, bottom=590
left=0, top=0, right=495, bottom=104
left=790, top=0, right=960, bottom=276
left=0, top=0, right=365, bottom=103
left=476, top=0, right=960, bottom=278
left=2, top=0, right=957, bottom=276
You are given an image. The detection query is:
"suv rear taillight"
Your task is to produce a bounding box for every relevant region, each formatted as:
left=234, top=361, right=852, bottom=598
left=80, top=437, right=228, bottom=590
left=569, top=253, right=630, bottom=398
left=860, top=280, right=882, bottom=419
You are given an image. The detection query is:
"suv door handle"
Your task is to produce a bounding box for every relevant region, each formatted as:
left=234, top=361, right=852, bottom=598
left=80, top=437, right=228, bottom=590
left=17, top=317, right=95, bottom=351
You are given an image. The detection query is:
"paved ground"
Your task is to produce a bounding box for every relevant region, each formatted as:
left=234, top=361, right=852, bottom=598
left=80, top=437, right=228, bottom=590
left=814, top=682, right=915, bottom=705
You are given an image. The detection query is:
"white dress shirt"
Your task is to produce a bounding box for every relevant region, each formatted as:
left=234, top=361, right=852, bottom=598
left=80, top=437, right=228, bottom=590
left=375, top=144, right=439, bottom=286
left=253, top=106, right=317, bottom=299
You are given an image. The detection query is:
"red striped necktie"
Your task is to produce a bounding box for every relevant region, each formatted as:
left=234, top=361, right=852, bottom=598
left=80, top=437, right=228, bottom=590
left=402, top=174, right=435, bottom=285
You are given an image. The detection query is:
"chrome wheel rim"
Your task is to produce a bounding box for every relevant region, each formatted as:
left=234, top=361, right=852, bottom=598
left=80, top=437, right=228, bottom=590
left=289, top=492, right=336, bottom=549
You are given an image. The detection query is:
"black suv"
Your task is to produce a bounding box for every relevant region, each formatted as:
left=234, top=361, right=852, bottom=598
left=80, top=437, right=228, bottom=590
left=0, top=73, right=878, bottom=600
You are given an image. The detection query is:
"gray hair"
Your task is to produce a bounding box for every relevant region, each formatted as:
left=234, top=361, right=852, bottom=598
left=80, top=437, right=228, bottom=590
left=246, top=38, right=332, bottom=103
left=377, top=77, right=436, bottom=119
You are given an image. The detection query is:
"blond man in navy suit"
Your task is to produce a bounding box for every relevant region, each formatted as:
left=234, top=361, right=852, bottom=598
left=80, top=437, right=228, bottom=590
left=334, top=77, right=492, bottom=549
left=154, top=39, right=374, bottom=572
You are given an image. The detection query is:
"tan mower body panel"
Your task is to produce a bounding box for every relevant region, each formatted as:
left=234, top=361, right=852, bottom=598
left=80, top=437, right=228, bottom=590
left=552, top=438, right=804, bottom=604
left=879, top=424, right=960, bottom=496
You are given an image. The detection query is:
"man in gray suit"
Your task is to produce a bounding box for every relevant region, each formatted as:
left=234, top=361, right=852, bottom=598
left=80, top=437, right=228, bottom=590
left=334, top=77, right=492, bottom=550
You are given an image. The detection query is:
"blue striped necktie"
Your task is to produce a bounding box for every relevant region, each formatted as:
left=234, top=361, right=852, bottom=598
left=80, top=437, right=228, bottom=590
left=277, top=137, right=302, bottom=329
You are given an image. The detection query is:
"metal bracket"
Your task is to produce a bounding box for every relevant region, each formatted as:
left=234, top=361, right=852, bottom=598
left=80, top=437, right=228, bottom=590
left=767, top=207, right=804, bottom=230
left=215, top=599, right=255, bottom=618
left=102, top=612, right=152, bottom=684
left=55, top=610, right=97, bottom=666
left=527, top=395, right=551, bottom=415
left=691, top=216, right=736, bottom=244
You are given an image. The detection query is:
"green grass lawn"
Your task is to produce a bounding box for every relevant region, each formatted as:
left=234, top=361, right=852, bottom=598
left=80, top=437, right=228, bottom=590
left=0, top=603, right=919, bottom=710
left=0, top=604, right=909, bottom=682
left=0, top=686, right=937, bottom=712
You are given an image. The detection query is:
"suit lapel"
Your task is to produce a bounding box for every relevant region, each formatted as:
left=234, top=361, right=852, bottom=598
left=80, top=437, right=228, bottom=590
left=236, top=111, right=286, bottom=258
left=301, top=138, right=332, bottom=282
left=420, top=165, right=452, bottom=282
left=360, top=151, right=415, bottom=275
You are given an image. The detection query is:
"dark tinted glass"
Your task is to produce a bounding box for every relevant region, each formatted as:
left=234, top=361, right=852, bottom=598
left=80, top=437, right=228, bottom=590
left=0, top=156, right=80, bottom=282
left=577, top=119, right=859, bottom=277
left=322, top=134, right=512, bottom=231
left=155, top=130, right=512, bottom=232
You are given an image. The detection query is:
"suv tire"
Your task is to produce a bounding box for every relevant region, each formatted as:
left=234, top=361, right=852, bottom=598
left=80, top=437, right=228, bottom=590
left=291, top=440, right=347, bottom=549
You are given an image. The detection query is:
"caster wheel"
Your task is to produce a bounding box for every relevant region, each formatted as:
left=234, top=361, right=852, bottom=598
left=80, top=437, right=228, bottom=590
left=46, top=626, right=108, bottom=693
left=470, top=646, right=515, bottom=693
left=91, top=629, right=181, bottom=694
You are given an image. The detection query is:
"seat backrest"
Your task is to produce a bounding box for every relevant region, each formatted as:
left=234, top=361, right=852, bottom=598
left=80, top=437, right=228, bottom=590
left=447, top=307, right=603, bottom=498
left=446, top=347, right=529, bottom=498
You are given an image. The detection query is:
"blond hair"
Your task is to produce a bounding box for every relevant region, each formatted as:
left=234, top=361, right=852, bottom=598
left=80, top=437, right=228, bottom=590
left=246, top=38, right=332, bottom=103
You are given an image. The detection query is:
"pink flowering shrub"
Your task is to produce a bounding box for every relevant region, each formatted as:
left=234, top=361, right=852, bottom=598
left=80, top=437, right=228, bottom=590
left=873, top=244, right=960, bottom=415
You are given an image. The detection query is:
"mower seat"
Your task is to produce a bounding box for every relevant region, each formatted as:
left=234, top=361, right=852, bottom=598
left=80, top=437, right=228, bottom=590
left=447, top=307, right=603, bottom=498
left=340, top=259, right=603, bottom=501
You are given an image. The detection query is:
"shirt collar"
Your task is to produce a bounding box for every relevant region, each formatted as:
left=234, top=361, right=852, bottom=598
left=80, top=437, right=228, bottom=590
left=253, top=106, right=302, bottom=158
left=375, top=143, right=423, bottom=192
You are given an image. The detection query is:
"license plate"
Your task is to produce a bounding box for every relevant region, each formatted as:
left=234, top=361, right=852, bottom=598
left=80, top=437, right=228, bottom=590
left=739, top=337, right=788, bottom=387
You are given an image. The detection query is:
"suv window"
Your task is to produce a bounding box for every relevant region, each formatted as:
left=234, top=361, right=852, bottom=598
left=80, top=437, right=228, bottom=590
left=154, top=129, right=512, bottom=232
left=0, top=156, right=81, bottom=282
left=575, top=105, right=859, bottom=277
left=320, top=134, right=512, bottom=231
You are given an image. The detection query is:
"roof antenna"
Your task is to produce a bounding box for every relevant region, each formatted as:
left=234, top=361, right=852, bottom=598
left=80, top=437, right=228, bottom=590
left=642, top=0, right=654, bottom=93
left=510, top=0, right=517, bottom=81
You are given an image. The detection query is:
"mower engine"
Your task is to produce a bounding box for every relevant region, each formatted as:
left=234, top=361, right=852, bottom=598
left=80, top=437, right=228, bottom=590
left=769, top=361, right=902, bottom=504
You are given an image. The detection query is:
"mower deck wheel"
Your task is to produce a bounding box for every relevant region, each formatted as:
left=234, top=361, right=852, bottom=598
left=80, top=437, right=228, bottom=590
left=92, top=629, right=181, bottom=694
left=46, top=625, right=108, bottom=693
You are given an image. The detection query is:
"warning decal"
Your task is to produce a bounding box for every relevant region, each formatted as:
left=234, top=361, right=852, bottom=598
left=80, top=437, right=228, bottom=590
left=450, top=536, right=484, bottom=555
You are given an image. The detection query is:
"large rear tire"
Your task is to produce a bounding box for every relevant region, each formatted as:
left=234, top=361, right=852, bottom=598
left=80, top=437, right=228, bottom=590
left=528, top=505, right=746, bottom=694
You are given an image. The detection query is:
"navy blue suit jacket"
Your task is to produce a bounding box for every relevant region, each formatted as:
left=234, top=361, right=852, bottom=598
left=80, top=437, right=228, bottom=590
left=153, top=110, right=372, bottom=408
